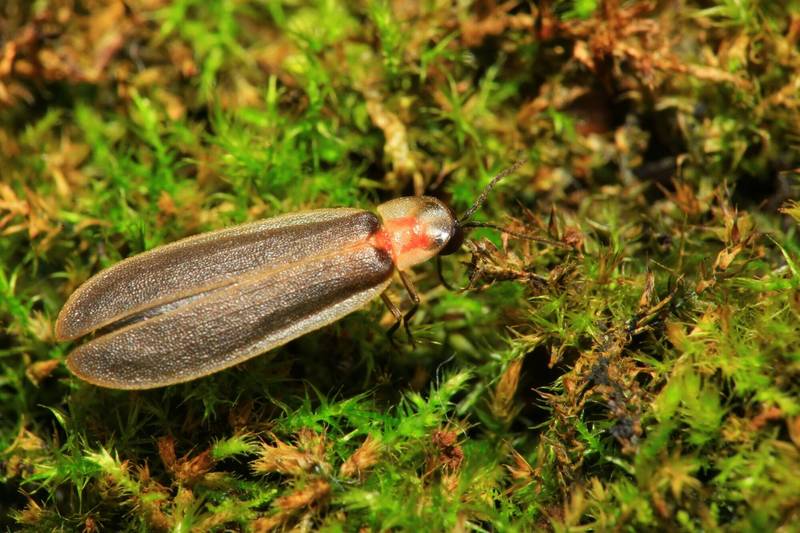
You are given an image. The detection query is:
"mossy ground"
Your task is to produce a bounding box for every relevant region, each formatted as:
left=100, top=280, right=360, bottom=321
left=2, top=1, right=800, bottom=531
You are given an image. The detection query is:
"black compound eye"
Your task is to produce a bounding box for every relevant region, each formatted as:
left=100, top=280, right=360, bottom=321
left=438, top=225, right=465, bottom=256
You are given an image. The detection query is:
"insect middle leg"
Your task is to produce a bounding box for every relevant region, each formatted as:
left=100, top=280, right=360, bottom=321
left=398, top=271, right=420, bottom=348
left=381, top=292, right=403, bottom=347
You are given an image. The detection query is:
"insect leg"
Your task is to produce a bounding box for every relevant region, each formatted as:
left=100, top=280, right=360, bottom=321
left=381, top=292, right=403, bottom=347
left=398, top=271, right=420, bottom=348
left=436, top=255, right=462, bottom=291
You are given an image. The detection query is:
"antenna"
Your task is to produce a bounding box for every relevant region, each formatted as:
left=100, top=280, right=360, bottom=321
left=436, top=158, right=568, bottom=289
left=458, top=158, right=526, bottom=223
left=460, top=221, right=569, bottom=248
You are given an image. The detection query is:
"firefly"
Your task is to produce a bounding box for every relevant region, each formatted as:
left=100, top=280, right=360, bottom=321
left=56, top=161, right=527, bottom=389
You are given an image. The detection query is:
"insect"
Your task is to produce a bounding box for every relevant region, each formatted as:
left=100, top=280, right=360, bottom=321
left=56, top=161, right=527, bottom=389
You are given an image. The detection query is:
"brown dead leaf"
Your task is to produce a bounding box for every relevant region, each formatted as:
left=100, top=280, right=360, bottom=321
left=26, top=359, right=61, bottom=386
left=365, top=97, right=421, bottom=193
left=339, top=435, right=382, bottom=480
left=426, top=428, right=464, bottom=476
left=638, top=271, right=656, bottom=310
left=460, top=2, right=535, bottom=48
left=562, top=226, right=584, bottom=250
left=252, top=431, right=331, bottom=476
left=157, top=435, right=216, bottom=485
left=788, top=416, right=800, bottom=449
left=712, top=243, right=744, bottom=273
left=274, top=478, right=331, bottom=513
left=505, top=448, right=535, bottom=493
left=158, top=435, right=177, bottom=471
left=490, top=358, right=524, bottom=424
left=750, top=406, right=783, bottom=431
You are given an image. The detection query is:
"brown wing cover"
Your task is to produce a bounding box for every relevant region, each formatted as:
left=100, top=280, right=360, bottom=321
left=57, top=210, right=395, bottom=389
left=56, top=209, right=380, bottom=339
left=67, top=243, right=393, bottom=389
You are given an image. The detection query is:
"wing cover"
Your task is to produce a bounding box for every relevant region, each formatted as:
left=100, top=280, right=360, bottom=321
left=67, top=243, right=393, bottom=389
left=56, top=209, right=379, bottom=340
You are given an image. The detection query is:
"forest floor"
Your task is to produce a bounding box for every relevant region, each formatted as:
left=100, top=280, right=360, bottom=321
left=1, top=1, right=799, bottom=531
